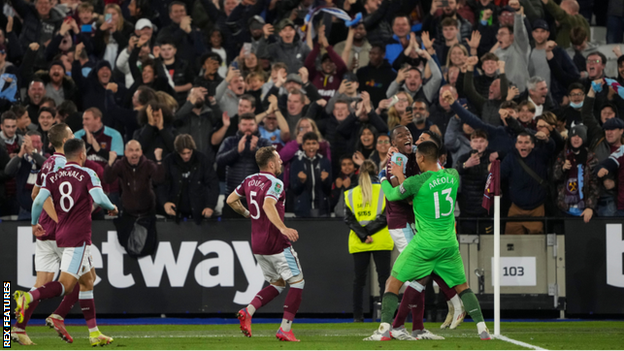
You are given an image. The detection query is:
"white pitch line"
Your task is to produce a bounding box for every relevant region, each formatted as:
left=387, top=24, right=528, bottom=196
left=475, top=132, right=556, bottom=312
left=495, top=334, right=547, bottom=350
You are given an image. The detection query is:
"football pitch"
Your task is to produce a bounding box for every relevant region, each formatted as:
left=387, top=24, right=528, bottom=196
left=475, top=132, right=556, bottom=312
left=10, top=320, right=624, bottom=350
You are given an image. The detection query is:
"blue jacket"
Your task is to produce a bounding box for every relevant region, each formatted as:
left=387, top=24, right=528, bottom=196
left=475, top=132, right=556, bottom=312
left=500, top=139, right=556, bottom=210
left=289, top=153, right=332, bottom=218
left=385, top=34, right=410, bottom=66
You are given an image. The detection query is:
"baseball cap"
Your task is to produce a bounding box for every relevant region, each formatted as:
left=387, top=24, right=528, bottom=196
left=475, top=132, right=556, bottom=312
left=602, top=118, right=624, bottom=130
left=532, top=19, right=549, bottom=31
left=135, top=18, right=153, bottom=31
left=286, top=73, right=303, bottom=85
left=278, top=18, right=295, bottom=31
left=499, top=6, right=515, bottom=15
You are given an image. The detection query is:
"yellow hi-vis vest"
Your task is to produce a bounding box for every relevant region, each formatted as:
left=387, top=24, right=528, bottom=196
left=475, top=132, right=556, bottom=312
left=344, top=184, right=394, bottom=254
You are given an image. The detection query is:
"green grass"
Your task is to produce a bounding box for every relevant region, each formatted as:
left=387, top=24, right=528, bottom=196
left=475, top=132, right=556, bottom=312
left=11, top=321, right=624, bottom=350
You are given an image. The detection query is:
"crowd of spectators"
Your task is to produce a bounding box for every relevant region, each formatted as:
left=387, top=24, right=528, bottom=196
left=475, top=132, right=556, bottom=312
left=1, top=0, right=624, bottom=234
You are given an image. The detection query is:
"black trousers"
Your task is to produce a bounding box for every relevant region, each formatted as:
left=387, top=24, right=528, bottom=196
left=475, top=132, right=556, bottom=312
left=352, top=250, right=391, bottom=320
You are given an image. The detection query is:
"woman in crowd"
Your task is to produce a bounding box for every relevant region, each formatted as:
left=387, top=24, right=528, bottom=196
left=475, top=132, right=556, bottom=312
left=386, top=92, right=413, bottom=130
left=343, top=159, right=393, bottom=322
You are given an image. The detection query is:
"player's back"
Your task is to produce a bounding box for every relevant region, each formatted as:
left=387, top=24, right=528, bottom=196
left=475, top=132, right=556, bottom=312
left=234, top=172, right=290, bottom=255
left=43, top=163, right=101, bottom=248
left=35, top=153, right=67, bottom=240
left=408, top=168, right=460, bottom=248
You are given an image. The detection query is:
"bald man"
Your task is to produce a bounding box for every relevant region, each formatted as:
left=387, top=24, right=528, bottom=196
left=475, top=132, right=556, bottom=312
left=103, top=140, right=164, bottom=216
left=541, top=0, right=590, bottom=47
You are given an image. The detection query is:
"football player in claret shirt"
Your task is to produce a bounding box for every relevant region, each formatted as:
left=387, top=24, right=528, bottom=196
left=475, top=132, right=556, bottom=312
left=15, top=138, right=118, bottom=347
left=226, top=146, right=303, bottom=342
left=12, top=124, right=79, bottom=345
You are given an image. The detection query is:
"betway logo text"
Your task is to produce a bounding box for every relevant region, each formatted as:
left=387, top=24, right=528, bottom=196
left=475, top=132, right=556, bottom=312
left=16, top=228, right=264, bottom=305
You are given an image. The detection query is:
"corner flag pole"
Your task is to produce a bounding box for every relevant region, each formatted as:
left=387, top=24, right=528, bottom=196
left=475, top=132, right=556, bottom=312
left=492, top=160, right=501, bottom=337
left=494, top=194, right=501, bottom=336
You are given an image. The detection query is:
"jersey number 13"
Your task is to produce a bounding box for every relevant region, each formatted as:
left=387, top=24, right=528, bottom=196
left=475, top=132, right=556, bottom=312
left=433, top=188, right=453, bottom=219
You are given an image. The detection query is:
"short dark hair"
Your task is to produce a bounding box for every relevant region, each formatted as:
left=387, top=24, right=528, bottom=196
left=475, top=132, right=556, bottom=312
left=48, top=123, right=71, bottom=149
left=499, top=25, right=513, bottom=34
left=370, top=42, right=386, bottom=53
left=11, top=105, right=27, bottom=118
left=38, top=106, right=56, bottom=118
left=1, top=111, right=16, bottom=124
left=587, top=51, right=607, bottom=64
left=618, top=55, right=624, bottom=67
left=470, top=129, right=488, bottom=140
left=481, top=52, right=499, bottom=62
left=416, top=141, right=439, bottom=162
left=302, top=131, right=319, bottom=144
left=441, top=17, right=458, bottom=28
left=500, top=100, right=518, bottom=110
left=240, top=94, right=256, bottom=108
left=422, top=130, right=442, bottom=148
left=57, top=100, right=77, bottom=117
left=239, top=112, right=256, bottom=122
left=256, top=146, right=277, bottom=168
left=174, top=134, right=196, bottom=153
left=390, top=125, right=409, bottom=142
left=391, top=15, right=409, bottom=26
left=168, top=1, right=186, bottom=13
left=568, top=82, right=585, bottom=94
left=64, top=138, right=85, bottom=159
left=517, top=132, right=535, bottom=144
left=157, top=37, right=177, bottom=48
left=413, top=99, right=429, bottom=112
left=40, top=96, right=56, bottom=108
left=200, top=52, right=222, bottom=66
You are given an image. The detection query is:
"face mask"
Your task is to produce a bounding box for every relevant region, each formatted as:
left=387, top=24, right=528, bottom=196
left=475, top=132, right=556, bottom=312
left=570, top=101, right=583, bottom=109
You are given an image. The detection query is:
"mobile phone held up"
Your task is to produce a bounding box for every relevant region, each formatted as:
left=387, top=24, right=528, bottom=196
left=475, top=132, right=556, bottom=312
left=232, top=61, right=239, bottom=70
left=81, top=24, right=93, bottom=33
left=105, top=13, right=112, bottom=23
left=405, top=106, right=413, bottom=114
left=439, top=0, right=450, bottom=7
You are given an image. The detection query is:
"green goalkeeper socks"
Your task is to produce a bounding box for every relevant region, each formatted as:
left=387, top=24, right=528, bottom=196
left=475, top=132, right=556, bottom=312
left=380, top=292, right=399, bottom=324
left=459, top=288, right=485, bottom=324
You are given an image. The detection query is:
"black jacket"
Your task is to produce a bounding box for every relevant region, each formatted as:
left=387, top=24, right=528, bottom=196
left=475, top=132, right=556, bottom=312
left=456, top=149, right=492, bottom=217
left=133, top=124, right=177, bottom=162
left=158, top=151, right=219, bottom=224
left=12, top=0, right=63, bottom=50
left=289, top=153, right=332, bottom=217
left=71, top=60, right=127, bottom=123
left=500, top=139, right=556, bottom=210
left=215, top=130, right=272, bottom=194
left=356, top=60, right=397, bottom=108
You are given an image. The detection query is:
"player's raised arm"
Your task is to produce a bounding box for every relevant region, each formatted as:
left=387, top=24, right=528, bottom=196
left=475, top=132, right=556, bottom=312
left=263, top=197, right=298, bottom=242
left=226, top=191, right=251, bottom=218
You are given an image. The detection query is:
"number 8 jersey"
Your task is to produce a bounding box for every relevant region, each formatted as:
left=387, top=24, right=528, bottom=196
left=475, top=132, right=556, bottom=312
left=41, top=162, right=102, bottom=247
left=234, top=171, right=291, bottom=255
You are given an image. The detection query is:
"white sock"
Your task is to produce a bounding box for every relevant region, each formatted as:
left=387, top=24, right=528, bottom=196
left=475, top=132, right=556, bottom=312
left=476, top=322, right=487, bottom=334
left=89, top=327, right=99, bottom=334
left=450, top=295, right=463, bottom=311
left=280, top=319, right=292, bottom=332
left=379, top=322, right=390, bottom=333
left=246, top=305, right=256, bottom=316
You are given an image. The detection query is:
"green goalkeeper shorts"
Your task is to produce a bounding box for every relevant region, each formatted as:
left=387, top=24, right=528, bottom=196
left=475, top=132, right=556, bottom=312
left=391, top=240, right=467, bottom=288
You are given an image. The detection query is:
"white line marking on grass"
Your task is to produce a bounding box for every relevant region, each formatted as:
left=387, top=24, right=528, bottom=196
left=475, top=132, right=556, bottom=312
left=496, top=334, right=547, bottom=350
